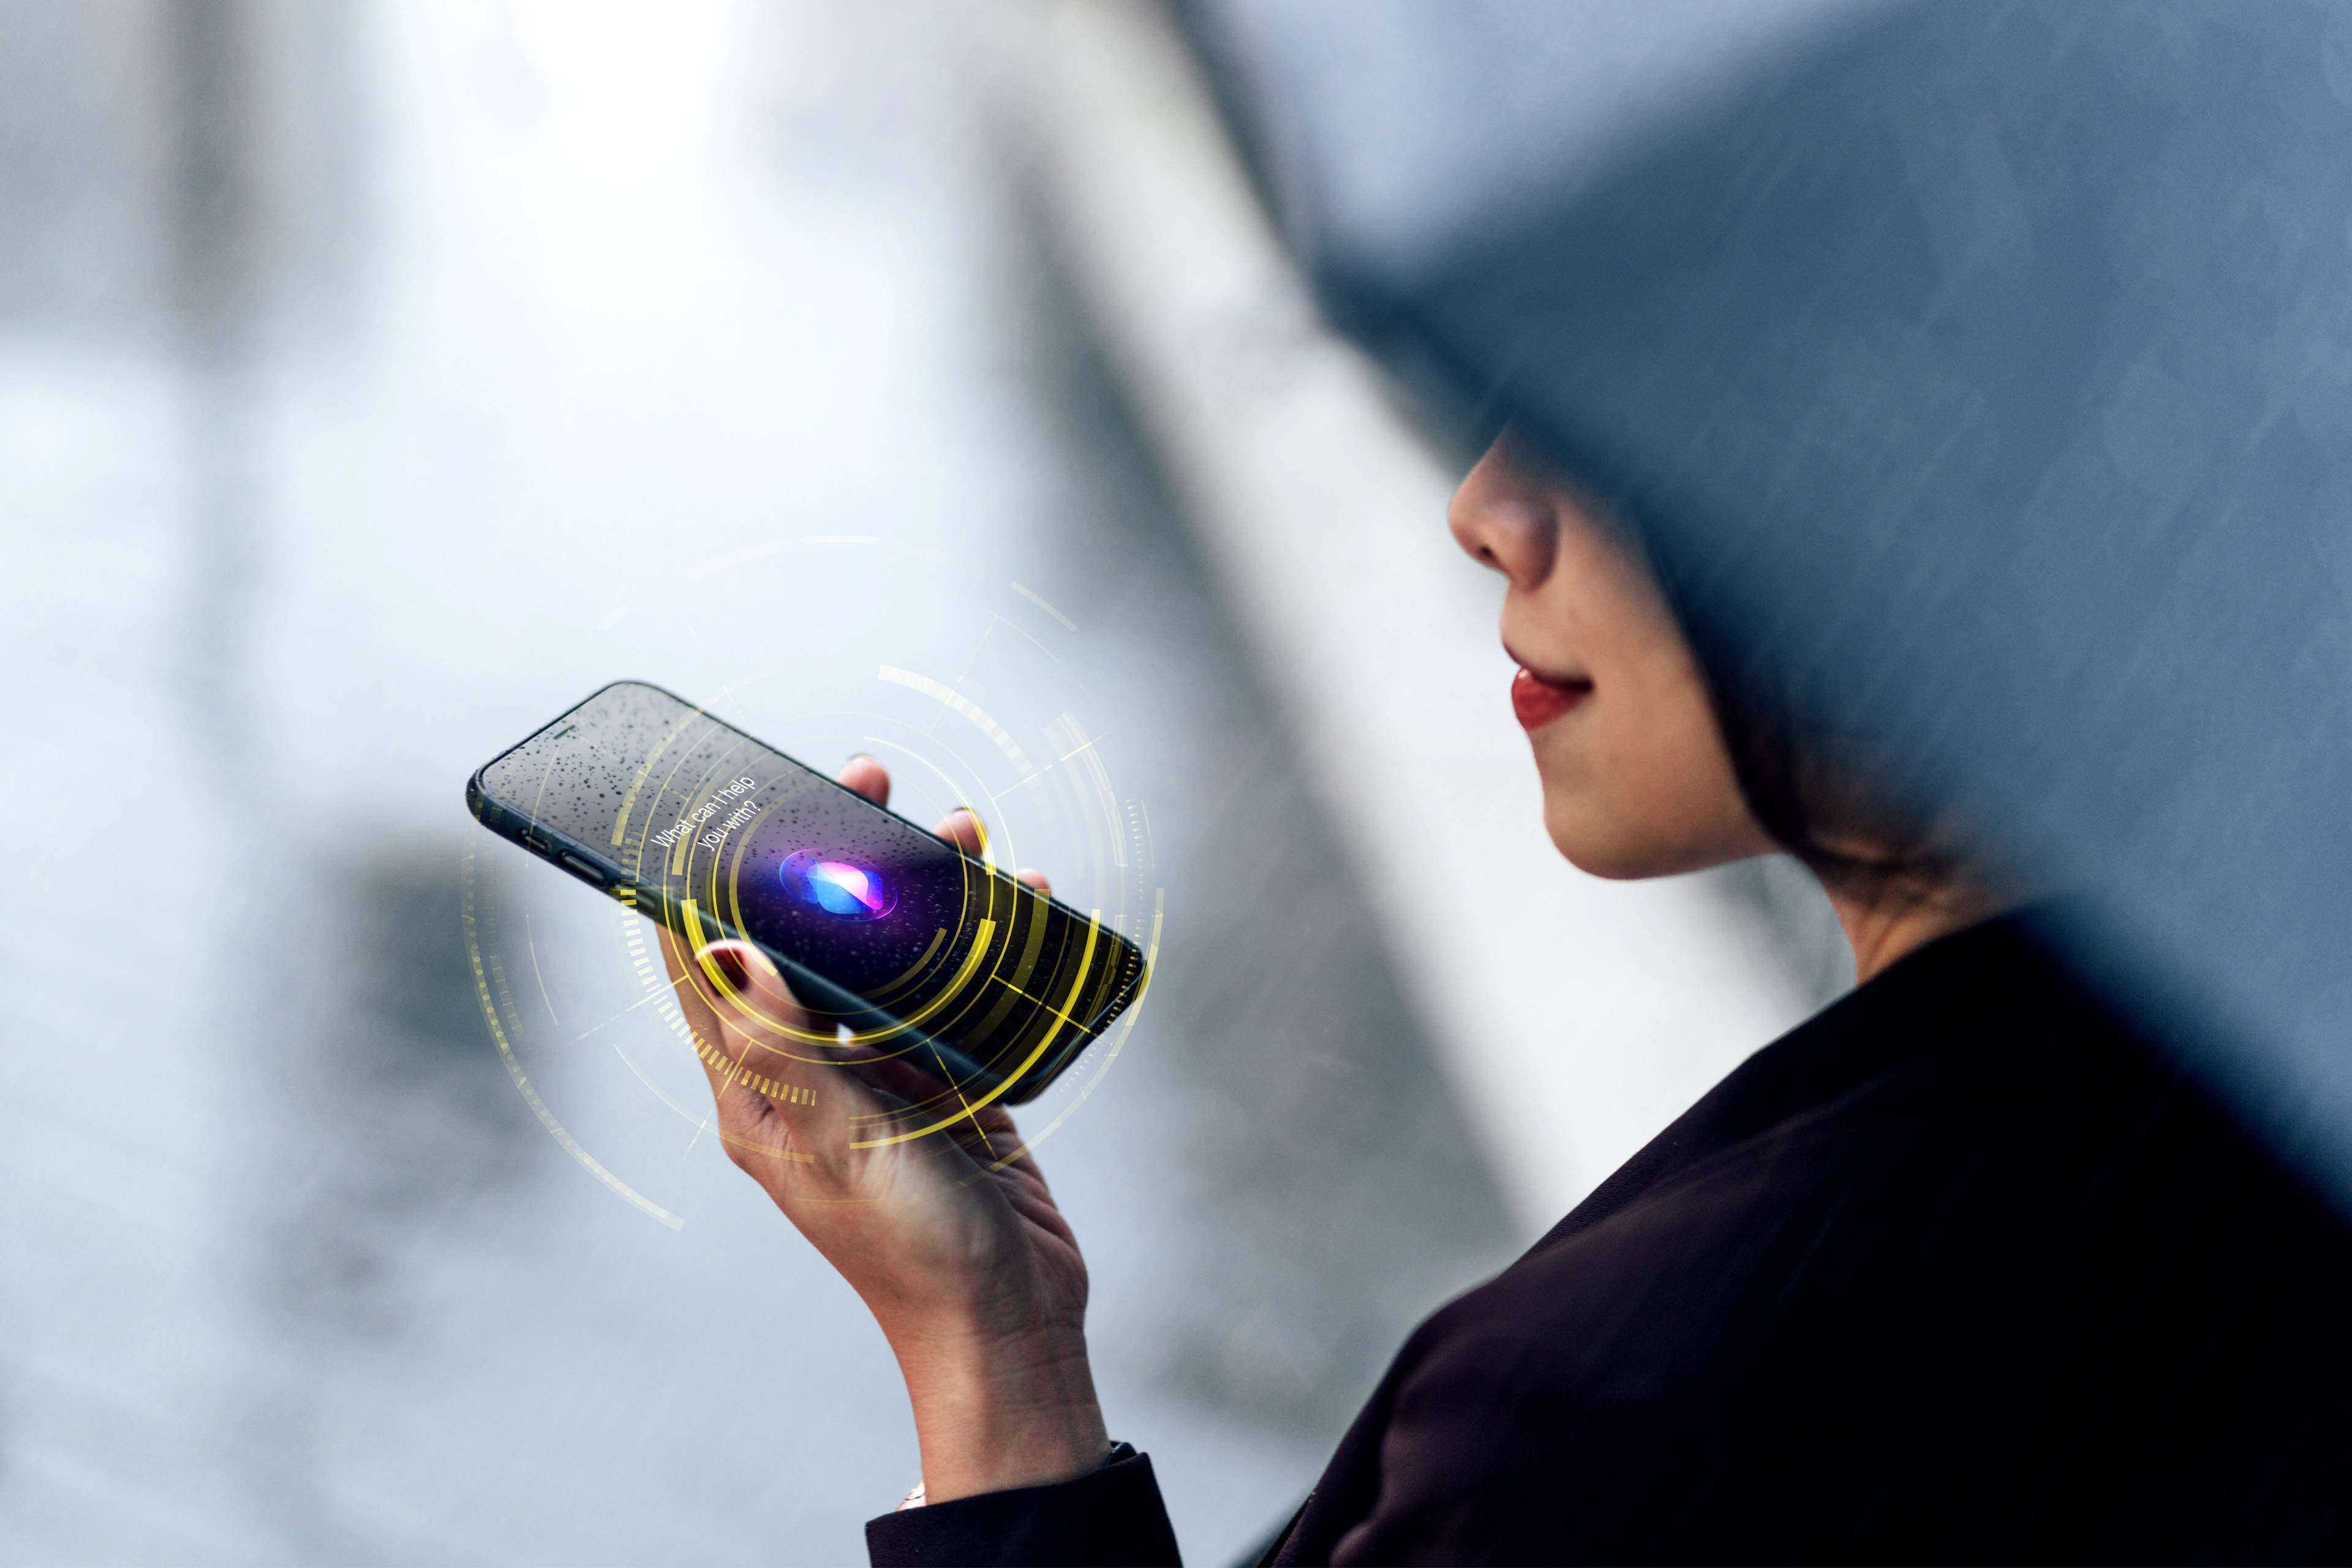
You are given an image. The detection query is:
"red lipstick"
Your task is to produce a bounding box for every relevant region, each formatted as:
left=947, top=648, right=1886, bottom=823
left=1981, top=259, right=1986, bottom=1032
left=1512, top=665, right=1593, bottom=730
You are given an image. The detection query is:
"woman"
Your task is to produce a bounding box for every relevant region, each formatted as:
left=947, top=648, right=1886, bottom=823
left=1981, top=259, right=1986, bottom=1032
left=666, top=436, right=2352, bottom=1564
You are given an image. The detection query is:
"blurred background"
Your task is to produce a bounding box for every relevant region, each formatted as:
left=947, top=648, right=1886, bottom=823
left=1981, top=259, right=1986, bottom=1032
left=0, top=1, right=1844, bottom=1562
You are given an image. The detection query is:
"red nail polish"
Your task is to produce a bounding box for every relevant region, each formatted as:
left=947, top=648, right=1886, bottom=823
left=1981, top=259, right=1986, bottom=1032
left=708, top=946, right=750, bottom=988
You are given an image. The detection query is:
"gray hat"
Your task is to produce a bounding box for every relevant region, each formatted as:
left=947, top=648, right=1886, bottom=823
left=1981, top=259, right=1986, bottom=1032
left=1181, top=0, right=2352, bottom=1205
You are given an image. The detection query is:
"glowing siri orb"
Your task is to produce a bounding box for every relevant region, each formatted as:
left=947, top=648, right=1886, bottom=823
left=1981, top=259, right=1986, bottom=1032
left=779, top=850, right=895, bottom=921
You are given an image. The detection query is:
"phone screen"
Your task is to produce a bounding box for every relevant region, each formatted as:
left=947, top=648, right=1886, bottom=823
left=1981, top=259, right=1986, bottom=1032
left=469, top=681, right=1146, bottom=1104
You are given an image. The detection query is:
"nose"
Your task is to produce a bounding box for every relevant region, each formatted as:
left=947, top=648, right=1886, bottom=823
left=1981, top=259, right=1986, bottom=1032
left=1448, top=437, right=1559, bottom=592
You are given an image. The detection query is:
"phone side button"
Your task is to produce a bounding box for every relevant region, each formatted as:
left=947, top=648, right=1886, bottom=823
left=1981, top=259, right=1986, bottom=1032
left=559, top=853, right=608, bottom=886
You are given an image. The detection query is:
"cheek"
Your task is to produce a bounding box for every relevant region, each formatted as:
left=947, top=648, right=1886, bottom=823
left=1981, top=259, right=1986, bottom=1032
left=1528, top=668, right=1760, bottom=876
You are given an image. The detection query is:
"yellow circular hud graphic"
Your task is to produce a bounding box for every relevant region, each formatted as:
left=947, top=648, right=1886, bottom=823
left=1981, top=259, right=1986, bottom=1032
left=460, top=539, right=1164, bottom=1226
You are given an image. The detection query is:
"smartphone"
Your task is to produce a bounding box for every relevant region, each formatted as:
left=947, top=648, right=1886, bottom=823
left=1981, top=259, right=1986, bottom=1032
left=466, top=680, right=1148, bottom=1106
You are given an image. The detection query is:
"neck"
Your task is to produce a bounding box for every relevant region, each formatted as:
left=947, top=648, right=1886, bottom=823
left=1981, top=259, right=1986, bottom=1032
left=1825, top=876, right=2005, bottom=986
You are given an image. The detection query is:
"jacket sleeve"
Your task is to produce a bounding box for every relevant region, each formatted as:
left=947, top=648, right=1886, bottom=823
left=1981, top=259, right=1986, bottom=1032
left=864, top=1452, right=1183, bottom=1567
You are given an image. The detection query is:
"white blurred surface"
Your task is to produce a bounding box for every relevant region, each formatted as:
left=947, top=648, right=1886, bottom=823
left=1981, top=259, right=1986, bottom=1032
left=1, top=2, right=1520, bottom=1561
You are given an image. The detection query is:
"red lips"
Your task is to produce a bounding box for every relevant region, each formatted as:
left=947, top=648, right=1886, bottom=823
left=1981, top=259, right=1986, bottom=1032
left=1512, top=665, right=1593, bottom=730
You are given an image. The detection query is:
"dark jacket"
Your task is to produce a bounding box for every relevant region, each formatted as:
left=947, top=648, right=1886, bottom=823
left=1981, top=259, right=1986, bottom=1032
left=869, top=914, right=2352, bottom=1565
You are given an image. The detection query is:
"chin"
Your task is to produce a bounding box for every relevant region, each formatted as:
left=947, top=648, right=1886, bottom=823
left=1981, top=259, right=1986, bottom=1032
left=1543, top=802, right=1664, bottom=881
left=1543, top=797, right=1743, bottom=882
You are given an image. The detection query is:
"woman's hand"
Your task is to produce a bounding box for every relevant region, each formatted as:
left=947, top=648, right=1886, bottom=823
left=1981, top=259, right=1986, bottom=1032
left=658, top=756, right=1107, bottom=1503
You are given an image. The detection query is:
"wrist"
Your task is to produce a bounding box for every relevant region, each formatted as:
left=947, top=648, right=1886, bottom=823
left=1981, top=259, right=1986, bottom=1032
left=890, top=1319, right=1107, bottom=1503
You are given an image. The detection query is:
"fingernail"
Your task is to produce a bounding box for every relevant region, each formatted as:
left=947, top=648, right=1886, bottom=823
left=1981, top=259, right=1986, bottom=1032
left=704, top=945, right=750, bottom=989
left=848, top=752, right=874, bottom=763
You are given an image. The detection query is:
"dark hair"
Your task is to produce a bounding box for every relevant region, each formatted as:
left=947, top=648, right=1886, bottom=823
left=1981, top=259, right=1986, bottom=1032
left=1700, top=652, right=1955, bottom=899
left=1645, top=540, right=1956, bottom=901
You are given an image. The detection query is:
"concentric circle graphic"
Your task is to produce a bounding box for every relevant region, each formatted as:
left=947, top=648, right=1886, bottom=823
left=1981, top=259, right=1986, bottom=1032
left=459, top=537, right=1164, bottom=1227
